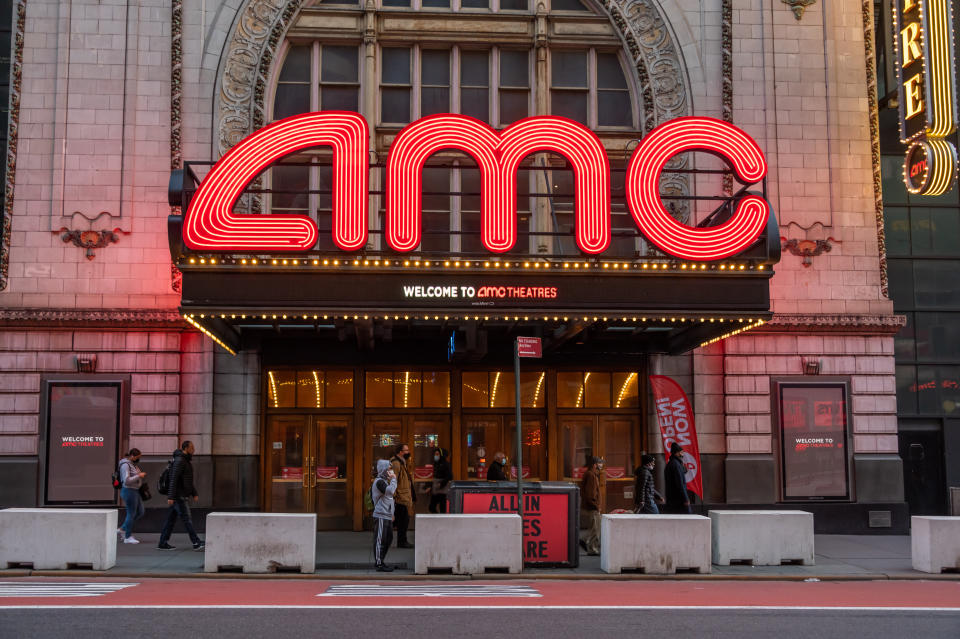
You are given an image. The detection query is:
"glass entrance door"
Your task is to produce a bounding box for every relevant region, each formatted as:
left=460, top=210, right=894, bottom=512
left=561, top=415, right=636, bottom=511
left=368, top=415, right=452, bottom=515
left=266, top=414, right=353, bottom=529
left=463, top=415, right=546, bottom=481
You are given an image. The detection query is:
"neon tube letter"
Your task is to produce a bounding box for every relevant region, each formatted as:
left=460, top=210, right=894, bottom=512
left=182, top=111, right=369, bottom=251
left=626, top=117, right=769, bottom=261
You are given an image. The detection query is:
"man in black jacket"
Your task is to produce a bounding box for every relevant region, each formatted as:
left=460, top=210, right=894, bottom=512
left=663, top=442, right=691, bottom=514
left=158, top=440, right=204, bottom=551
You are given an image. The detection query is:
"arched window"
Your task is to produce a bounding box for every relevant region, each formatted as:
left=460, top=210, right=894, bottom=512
left=268, top=0, right=642, bottom=256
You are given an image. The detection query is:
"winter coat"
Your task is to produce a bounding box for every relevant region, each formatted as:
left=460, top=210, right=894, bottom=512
left=581, top=467, right=601, bottom=511
left=432, top=449, right=452, bottom=495
left=372, top=459, right=398, bottom=521
left=634, top=465, right=661, bottom=511
left=167, top=448, right=197, bottom=500
left=664, top=453, right=689, bottom=508
left=486, top=460, right=508, bottom=481
left=390, top=455, right=414, bottom=508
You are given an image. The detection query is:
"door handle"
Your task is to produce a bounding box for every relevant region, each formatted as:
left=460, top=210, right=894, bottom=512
left=311, top=456, right=317, bottom=488
left=302, top=458, right=309, bottom=489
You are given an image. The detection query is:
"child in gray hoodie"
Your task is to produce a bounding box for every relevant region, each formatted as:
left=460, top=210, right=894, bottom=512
left=371, top=459, right=397, bottom=571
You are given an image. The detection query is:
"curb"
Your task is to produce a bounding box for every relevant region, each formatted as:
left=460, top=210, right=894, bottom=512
left=6, top=569, right=959, bottom=581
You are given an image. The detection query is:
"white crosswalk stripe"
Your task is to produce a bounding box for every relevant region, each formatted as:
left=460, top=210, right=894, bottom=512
left=319, top=584, right=541, bottom=597
left=0, top=582, right=136, bottom=598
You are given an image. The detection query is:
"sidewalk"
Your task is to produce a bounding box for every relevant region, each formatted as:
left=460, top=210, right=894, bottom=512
left=3, top=532, right=956, bottom=580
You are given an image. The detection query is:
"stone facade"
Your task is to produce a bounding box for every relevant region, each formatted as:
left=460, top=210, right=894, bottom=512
left=0, top=0, right=906, bottom=530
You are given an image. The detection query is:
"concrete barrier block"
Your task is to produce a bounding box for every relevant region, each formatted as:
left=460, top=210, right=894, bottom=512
left=204, top=512, right=316, bottom=574
left=600, top=514, right=711, bottom=574
left=415, top=514, right=522, bottom=575
left=911, top=516, right=960, bottom=573
left=709, top=510, right=814, bottom=566
left=0, top=508, right=118, bottom=570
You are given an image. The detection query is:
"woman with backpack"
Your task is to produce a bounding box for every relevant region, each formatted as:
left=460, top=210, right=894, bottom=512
left=118, top=448, right=147, bottom=544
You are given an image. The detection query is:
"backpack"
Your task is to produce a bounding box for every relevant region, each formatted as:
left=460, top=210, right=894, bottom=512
left=364, top=484, right=375, bottom=513
left=111, top=467, right=122, bottom=490
left=156, top=459, right=174, bottom=495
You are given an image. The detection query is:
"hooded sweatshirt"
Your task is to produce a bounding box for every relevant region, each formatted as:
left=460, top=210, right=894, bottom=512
left=371, top=459, right=397, bottom=521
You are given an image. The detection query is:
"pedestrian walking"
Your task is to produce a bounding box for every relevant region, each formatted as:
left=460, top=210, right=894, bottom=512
left=158, top=440, right=205, bottom=551
left=634, top=454, right=663, bottom=514
left=663, top=442, right=691, bottom=514
left=117, top=448, right=146, bottom=544
left=390, top=443, right=415, bottom=548
left=429, top=447, right=452, bottom=513
left=486, top=451, right=509, bottom=481
left=579, top=455, right=603, bottom=556
left=371, top=459, right=398, bottom=572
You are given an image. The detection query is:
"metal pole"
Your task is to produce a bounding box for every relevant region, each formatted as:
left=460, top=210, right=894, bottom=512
left=514, top=339, right=524, bottom=519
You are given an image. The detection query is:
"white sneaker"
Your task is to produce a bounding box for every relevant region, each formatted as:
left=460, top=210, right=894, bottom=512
left=123, top=536, right=140, bottom=544
left=117, top=528, right=124, bottom=539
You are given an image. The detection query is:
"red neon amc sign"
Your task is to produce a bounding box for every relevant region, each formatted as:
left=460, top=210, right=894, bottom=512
left=183, top=112, right=769, bottom=261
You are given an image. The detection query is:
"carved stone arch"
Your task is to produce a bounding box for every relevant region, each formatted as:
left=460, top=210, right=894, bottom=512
left=214, top=0, right=691, bottom=154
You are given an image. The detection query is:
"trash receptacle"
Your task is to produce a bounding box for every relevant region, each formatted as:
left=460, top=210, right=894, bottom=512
left=448, top=481, right=579, bottom=568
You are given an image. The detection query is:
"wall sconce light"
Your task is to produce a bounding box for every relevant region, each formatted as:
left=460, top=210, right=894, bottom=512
left=802, top=358, right=821, bottom=375
left=75, top=354, right=97, bottom=373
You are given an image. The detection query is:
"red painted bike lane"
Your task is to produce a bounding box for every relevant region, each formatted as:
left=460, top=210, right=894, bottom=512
left=1, top=578, right=959, bottom=609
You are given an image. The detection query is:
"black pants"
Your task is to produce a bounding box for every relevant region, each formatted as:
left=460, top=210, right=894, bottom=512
left=395, top=504, right=410, bottom=545
left=428, top=493, right=447, bottom=513
left=159, top=498, right=201, bottom=546
left=373, top=517, right=393, bottom=567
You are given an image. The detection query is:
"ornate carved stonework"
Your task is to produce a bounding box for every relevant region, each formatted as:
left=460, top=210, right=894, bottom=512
left=782, top=0, right=817, bottom=20
left=0, top=308, right=185, bottom=327
left=781, top=236, right=835, bottom=267
left=761, top=313, right=907, bottom=335
left=861, top=0, right=889, bottom=298
left=0, top=1, right=26, bottom=291
left=721, top=0, right=733, bottom=195
left=171, top=0, right=184, bottom=292
left=58, top=228, right=125, bottom=260
left=214, top=0, right=692, bottom=223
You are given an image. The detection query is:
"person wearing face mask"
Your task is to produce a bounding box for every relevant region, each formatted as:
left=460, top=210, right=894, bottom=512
left=429, top=447, right=452, bottom=513
left=486, top=451, right=509, bottom=481
left=579, top=455, right=603, bottom=556
left=634, top=454, right=663, bottom=514
left=390, top=443, right=415, bottom=548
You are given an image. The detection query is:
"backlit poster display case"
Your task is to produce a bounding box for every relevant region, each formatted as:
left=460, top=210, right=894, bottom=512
left=776, top=381, right=852, bottom=501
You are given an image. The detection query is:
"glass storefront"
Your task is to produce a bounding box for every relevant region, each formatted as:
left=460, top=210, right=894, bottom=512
left=262, top=366, right=645, bottom=529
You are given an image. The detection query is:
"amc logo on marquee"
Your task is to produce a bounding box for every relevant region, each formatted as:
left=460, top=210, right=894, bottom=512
left=182, top=112, right=770, bottom=262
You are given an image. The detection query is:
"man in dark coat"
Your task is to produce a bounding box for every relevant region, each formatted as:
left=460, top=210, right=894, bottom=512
left=579, top=456, right=603, bottom=555
left=429, top=447, right=452, bottom=513
left=158, top=440, right=204, bottom=550
left=486, top=452, right=509, bottom=481
left=663, top=442, right=691, bottom=514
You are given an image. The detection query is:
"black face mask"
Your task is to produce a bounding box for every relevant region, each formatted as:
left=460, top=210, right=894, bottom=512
left=403, top=452, right=411, bottom=460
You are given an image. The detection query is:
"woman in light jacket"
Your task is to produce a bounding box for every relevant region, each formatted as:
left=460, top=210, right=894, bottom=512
left=118, top=448, right=146, bottom=544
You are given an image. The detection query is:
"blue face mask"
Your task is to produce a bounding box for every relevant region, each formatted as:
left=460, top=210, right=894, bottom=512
left=434, top=454, right=440, bottom=462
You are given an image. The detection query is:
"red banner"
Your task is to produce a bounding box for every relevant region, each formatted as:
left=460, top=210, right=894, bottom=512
left=649, top=375, right=703, bottom=498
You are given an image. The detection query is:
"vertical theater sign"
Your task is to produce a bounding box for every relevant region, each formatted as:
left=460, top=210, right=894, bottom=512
left=892, top=0, right=958, bottom=196
left=168, top=112, right=781, bottom=355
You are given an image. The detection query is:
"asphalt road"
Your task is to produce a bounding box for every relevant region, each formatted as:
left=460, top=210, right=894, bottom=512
left=1, top=608, right=958, bottom=638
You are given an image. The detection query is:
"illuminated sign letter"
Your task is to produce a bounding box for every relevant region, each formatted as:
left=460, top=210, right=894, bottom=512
left=386, top=114, right=610, bottom=254
left=900, top=22, right=922, bottom=67
left=183, top=112, right=369, bottom=251
left=625, top=117, right=769, bottom=261
left=903, top=74, right=925, bottom=119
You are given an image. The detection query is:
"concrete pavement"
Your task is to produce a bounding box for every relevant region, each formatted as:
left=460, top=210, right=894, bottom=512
left=2, top=532, right=955, bottom=580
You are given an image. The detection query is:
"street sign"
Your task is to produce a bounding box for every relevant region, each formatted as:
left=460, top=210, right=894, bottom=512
left=516, top=336, right=542, bottom=358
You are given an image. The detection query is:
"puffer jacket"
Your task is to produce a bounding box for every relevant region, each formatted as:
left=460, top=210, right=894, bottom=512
left=390, top=455, right=414, bottom=507
left=167, top=448, right=197, bottom=500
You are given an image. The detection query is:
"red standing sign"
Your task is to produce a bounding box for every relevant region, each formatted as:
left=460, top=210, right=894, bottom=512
left=650, top=375, right=703, bottom=498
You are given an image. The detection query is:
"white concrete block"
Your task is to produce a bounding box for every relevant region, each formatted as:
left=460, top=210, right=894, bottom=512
left=415, top=514, right=522, bottom=575
left=600, top=514, right=711, bottom=574
left=709, top=510, right=814, bottom=566
left=0, top=508, right=118, bottom=570
left=911, top=516, right=960, bottom=574
left=204, top=512, right=316, bottom=574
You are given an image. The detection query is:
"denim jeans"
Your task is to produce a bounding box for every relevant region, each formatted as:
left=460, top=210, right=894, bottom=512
left=119, top=487, right=145, bottom=538
left=159, top=497, right=201, bottom=546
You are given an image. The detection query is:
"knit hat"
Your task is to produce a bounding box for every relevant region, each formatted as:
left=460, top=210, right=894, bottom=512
left=670, top=442, right=683, bottom=455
